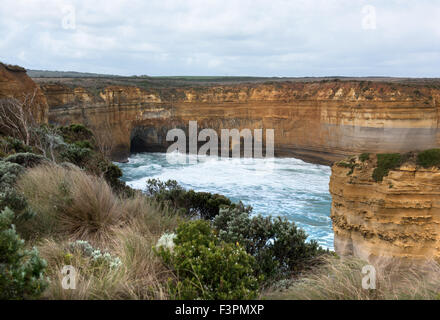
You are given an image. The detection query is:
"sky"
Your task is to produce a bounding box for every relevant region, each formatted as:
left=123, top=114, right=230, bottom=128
left=0, top=0, right=439, bottom=77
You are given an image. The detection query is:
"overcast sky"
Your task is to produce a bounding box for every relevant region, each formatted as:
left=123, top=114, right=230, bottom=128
left=0, top=0, right=439, bottom=77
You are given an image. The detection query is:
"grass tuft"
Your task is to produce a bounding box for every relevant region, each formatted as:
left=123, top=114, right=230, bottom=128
left=17, top=164, right=122, bottom=241
left=264, top=256, right=440, bottom=300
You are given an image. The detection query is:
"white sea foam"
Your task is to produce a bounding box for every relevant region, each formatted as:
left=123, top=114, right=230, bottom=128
left=118, top=152, right=333, bottom=249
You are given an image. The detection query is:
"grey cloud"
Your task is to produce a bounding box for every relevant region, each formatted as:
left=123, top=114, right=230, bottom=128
left=0, top=0, right=438, bottom=76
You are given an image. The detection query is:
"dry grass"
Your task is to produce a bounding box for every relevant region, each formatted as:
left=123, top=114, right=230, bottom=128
left=25, top=172, right=184, bottom=299
left=38, top=239, right=125, bottom=300
left=17, top=164, right=123, bottom=241
left=264, top=255, right=440, bottom=300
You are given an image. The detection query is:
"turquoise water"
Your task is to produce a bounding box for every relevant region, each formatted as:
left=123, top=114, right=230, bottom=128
left=118, top=152, right=333, bottom=249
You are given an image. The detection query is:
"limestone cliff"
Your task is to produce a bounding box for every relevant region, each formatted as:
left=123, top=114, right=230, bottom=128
left=0, top=63, right=48, bottom=123
left=330, top=154, right=440, bottom=262
left=40, top=79, right=440, bottom=163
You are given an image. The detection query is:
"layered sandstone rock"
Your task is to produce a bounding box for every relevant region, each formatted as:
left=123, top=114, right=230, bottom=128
left=330, top=155, right=440, bottom=262
left=40, top=79, right=440, bottom=163
left=0, top=63, right=48, bottom=123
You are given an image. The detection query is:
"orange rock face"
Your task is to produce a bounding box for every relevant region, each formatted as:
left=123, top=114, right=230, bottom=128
left=41, top=80, right=440, bottom=163
left=330, top=155, right=440, bottom=262
left=0, top=63, right=48, bottom=123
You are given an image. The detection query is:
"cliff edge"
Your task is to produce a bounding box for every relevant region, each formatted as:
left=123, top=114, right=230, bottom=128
left=40, top=79, right=440, bottom=163
left=330, top=151, right=440, bottom=262
left=0, top=63, right=48, bottom=123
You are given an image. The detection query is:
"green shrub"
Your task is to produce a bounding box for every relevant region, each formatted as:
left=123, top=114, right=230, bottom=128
left=0, top=160, right=34, bottom=224
left=97, top=160, right=131, bottom=194
left=60, top=144, right=91, bottom=166
left=74, top=140, right=94, bottom=150
left=0, top=160, right=24, bottom=188
left=213, top=205, right=325, bottom=280
left=1, top=137, right=32, bottom=154
left=359, top=153, right=370, bottom=162
left=0, top=187, right=35, bottom=223
left=146, top=179, right=239, bottom=219
left=4, top=153, right=47, bottom=168
left=416, top=149, right=440, bottom=168
left=0, top=207, right=48, bottom=299
left=59, top=124, right=93, bottom=144
left=155, top=220, right=260, bottom=300
left=372, top=153, right=402, bottom=182
left=337, top=158, right=357, bottom=175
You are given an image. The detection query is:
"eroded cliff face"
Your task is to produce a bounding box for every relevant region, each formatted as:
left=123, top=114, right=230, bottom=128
left=0, top=63, right=48, bottom=123
left=330, top=155, right=440, bottom=262
left=41, top=80, right=440, bottom=163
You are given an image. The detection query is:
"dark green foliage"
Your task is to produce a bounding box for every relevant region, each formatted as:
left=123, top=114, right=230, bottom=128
left=359, top=153, right=370, bottom=162
left=60, top=144, right=91, bottom=166
left=0, top=137, right=32, bottom=155
left=97, top=159, right=133, bottom=196
left=4, top=153, right=47, bottom=168
left=0, top=187, right=35, bottom=223
left=0, top=160, right=34, bottom=225
left=0, top=207, right=48, bottom=299
left=416, top=149, right=440, bottom=168
left=146, top=179, right=239, bottom=219
left=337, top=158, right=357, bottom=175
left=100, top=160, right=122, bottom=184
left=372, top=153, right=402, bottom=182
left=0, top=160, right=24, bottom=189
left=155, top=220, right=260, bottom=300
left=213, top=205, right=325, bottom=280
left=74, top=140, right=94, bottom=150
left=59, top=124, right=93, bottom=144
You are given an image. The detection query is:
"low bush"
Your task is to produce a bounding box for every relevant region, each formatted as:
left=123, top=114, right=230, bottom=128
left=213, top=205, right=325, bottom=280
left=0, top=160, right=24, bottom=188
left=359, top=153, right=370, bottom=162
left=0, top=137, right=32, bottom=155
left=0, top=207, right=48, bottom=299
left=97, top=159, right=132, bottom=195
left=416, top=149, right=440, bottom=168
left=146, top=179, right=240, bottom=219
left=0, top=187, right=35, bottom=223
left=155, top=220, right=260, bottom=300
left=372, top=153, right=402, bottom=182
left=0, top=160, right=35, bottom=224
left=4, top=152, right=47, bottom=168
left=59, top=124, right=93, bottom=144
left=337, top=157, right=357, bottom=175
left=60, top=144, right=92, bottom=166
left=74, top=140, right=94, bottom=150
